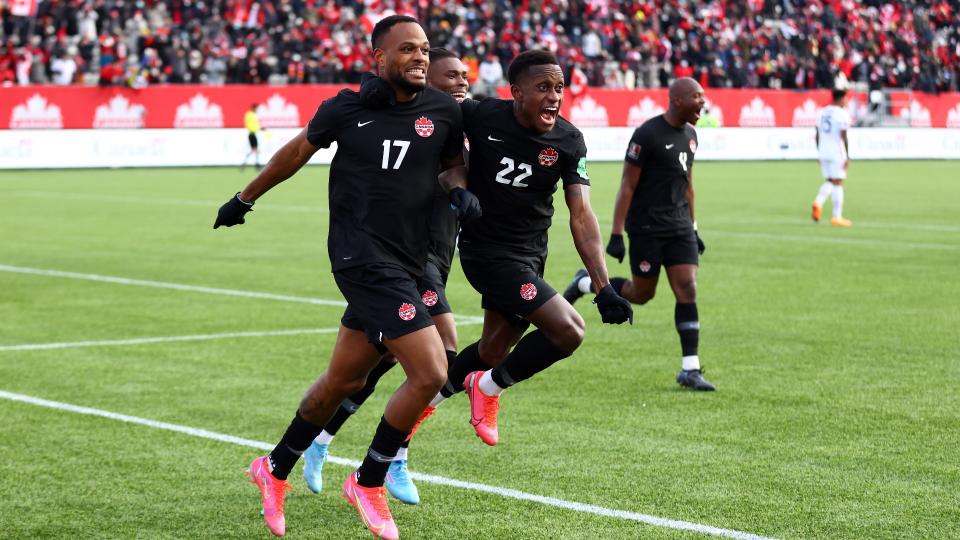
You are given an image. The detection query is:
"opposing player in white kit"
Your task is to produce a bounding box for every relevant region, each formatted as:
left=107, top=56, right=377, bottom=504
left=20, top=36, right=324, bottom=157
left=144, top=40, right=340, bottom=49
left=811, top=88, right=853, bottom=227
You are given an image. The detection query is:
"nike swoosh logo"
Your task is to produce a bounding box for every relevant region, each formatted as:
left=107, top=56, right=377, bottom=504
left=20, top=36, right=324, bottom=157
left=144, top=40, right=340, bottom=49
left=488, top=135, right=503, bottom=142
left=349, top=485, right=385, bottom=533
left=665, top=144, right=674, bottom=149
left=358, top=120, right=374, bottom=127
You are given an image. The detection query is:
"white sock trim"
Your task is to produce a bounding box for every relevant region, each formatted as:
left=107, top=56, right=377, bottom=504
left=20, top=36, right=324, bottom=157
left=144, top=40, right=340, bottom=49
left=577, top=276, right=593, bottom=294
left=832, top=185, right=844, bottom=218
left=315, top=431, right=334, bottom=445
left=478, top=370, right=505, bottom=396
left=429, top=393, right=447, bottom=407
left=682, top=355, right=700, bottom=371
left=394, top=447, right=408, bottom=461
left=815, top=181, right=833, bottom=206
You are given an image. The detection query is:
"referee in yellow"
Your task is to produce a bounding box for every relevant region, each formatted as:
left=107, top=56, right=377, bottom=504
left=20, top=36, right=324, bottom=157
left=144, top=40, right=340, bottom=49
left=242, top=103, right=266, bottom=171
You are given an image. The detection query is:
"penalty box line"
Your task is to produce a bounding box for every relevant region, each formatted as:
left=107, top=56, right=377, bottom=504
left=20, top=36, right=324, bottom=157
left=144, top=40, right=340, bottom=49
left=0, top=389, right=777, bottom=540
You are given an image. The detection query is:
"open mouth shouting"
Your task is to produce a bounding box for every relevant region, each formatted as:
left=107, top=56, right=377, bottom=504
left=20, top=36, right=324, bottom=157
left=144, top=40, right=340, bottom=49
left=540, top=105, right=559, bottom=125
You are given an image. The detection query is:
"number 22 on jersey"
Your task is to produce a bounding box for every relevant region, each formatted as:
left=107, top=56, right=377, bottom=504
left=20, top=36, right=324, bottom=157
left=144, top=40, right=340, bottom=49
left=495, top=157, right=533, bottom=188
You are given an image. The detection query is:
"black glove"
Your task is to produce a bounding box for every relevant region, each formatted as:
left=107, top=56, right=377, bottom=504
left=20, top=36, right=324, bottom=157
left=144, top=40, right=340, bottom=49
left=359, top=72, right=395, bottom=109
left=213, top=192, right=253, bottom=229
left=593, top=284, right=633, bottom=325
left=449, top=187, right=482, bottom=223
left=695, top=231, right=705, bottom=255
left=606, top=233, right=625, bottom=263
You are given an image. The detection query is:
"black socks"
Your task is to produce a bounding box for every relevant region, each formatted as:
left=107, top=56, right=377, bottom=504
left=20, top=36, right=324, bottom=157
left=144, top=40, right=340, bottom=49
left=491, top=330, right=571, bottom=388
left=675, top=302, right=699, bottom=358
left=322, top=357, right=397, bottom=436
left=356, top=417, right=410, bottom=487
left=442, top=342, right=489, bottom=397
left=268, top=411, right=324, bottom=480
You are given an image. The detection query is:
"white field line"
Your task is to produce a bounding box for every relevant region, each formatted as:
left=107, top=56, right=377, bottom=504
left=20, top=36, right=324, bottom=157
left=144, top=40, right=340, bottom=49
left=0, top=318, right=485, bottom=352
left=0, top=328, right=339, bottom=352
left=16, top=191, right=960, bottom=233
left=0, top=389, right=777, bottom=540
left=0, top=264, right=487, bottom=325
left=708, top=217, right=960, bottom=234
left=16, top=190, right=327, bottom=213
left=0, top=264, right=348, bottom=306
left=708, top=230, right=959, bottom=251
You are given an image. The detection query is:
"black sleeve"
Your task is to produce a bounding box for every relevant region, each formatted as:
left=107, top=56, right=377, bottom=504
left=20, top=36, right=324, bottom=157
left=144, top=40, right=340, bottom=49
left=624, top=125, right=649, bottom=167
left=442, top=100, right=465, bottom=159
left=561, top=130, right=590, bottom=187
left=459, top=98, right=480, bottom=123
left=305, top=96, right=342, bottom=148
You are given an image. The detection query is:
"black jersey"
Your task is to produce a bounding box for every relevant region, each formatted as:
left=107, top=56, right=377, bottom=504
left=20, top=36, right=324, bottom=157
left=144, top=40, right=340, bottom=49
left=624, top=115, right=698, bottom=235
left=458, top=98, right=589, bottom=261
left=427, top=180, right=458, bottom=269
left=307, top=87, right=463, bottom=276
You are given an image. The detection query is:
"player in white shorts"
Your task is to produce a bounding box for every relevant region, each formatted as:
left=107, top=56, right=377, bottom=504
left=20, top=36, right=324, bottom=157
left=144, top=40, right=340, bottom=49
left=811, top=88, right=852, bottom=227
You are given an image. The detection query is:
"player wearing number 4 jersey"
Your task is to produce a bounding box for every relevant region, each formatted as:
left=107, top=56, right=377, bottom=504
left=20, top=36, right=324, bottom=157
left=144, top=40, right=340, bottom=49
left=428, top=50, right=633, bottom=447
left=812, top=88, right=853, bottom=227
left=565, top=77, right=716, bottom=391
left=213, top=16, right=475, bottom=540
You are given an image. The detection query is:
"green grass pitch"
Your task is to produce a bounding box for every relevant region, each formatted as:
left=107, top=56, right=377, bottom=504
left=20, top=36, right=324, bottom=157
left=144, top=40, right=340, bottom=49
left=1, top=160, right=958, bottom=539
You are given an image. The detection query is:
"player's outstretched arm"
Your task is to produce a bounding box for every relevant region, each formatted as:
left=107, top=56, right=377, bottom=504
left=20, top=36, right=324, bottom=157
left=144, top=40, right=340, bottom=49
left=607, top=162, right=641, bottom=262
left=213, top=128, right=319, bottom=229
left=566, top=183, right=608, bottom=290
left=566, top=184, right=633, bottom=324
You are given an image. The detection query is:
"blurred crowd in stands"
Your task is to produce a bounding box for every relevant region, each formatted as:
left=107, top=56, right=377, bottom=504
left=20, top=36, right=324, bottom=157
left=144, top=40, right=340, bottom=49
left=1, top=0, right=957, bottom=92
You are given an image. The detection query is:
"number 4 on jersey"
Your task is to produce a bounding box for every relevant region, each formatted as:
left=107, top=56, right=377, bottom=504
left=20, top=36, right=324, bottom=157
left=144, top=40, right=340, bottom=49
left=678, top=151, right=688, bottom=172
left=381, top=139, right=410, bottom=169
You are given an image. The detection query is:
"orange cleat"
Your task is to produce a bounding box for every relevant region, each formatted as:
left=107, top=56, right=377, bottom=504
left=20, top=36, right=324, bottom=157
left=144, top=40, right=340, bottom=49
left=811, top=203, right=822, bottom=222
left=404, top=405, right=435, bottom=443
left=464, top=371, right=500, bottom=446
left=831, top=217, right=853, bottom=227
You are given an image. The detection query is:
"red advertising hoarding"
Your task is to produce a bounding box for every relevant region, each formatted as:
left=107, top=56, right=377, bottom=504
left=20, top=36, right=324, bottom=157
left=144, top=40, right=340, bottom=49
left=2, top=85, right=959, bottom=129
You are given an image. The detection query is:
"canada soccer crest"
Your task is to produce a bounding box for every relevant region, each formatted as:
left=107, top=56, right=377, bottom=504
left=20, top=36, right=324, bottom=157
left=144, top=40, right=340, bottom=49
left=638, top=260, right=652, bottom=273
left=689, top=139, right=697, bottom=153
left=422, top=290, right=439, bottom=307
left=414, top=116, right=434, bottom=137
left=398, top=302, right=417, bottom=321
left=520, top=282, right=538, bottom=301
left=538, top=147, right=559, bottom=167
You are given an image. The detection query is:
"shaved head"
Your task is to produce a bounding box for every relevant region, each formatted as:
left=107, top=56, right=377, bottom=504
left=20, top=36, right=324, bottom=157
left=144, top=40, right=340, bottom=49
left=666, top=77, right=706, bottom=127
left=669, top=77, right=701, bottom=101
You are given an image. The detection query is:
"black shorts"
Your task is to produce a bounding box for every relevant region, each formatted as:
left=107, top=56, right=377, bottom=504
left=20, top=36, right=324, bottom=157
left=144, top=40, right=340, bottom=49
left=420, top=254, right=452, bottom=317
left=460, top=253, right=555, bottom=329
left=248, top=133, right=258, bottom=149
left=627, top=230, right=699, bottom=278
left=336, top=263, right=435, bottom=349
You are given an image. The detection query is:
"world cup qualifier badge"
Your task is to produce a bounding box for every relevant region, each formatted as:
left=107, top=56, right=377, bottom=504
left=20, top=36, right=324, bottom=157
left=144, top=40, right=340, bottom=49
left=538, top=147, right=559, bottom=167
left=689, top=139, right=697, bottom=153
left=520, top=282, right=538, bottom=301
left=398, top=302, right=417, bottom=321
left=414, top=116, right=434, bottom=137
left=422, top=290, right=439, bottom=307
